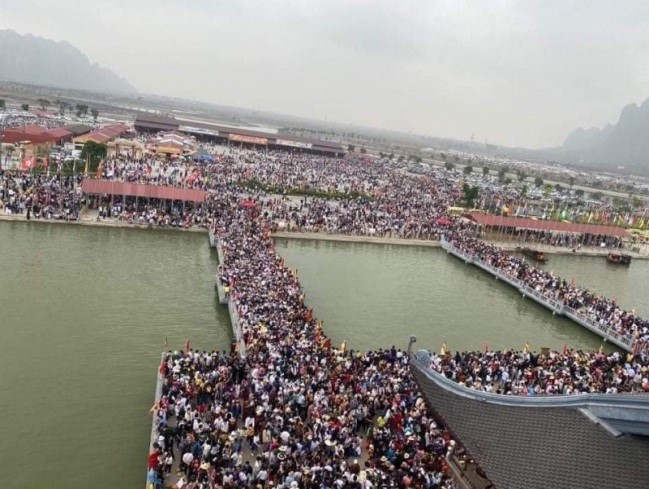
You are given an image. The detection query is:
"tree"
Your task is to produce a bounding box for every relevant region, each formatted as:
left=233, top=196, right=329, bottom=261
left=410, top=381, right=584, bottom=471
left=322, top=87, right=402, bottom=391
left=80, top=141, right=107, bottom=173
left=347, top=144, right=355, bottom=153
left=21, top=103, right=29, bottom=111
left=415, top=156, right=422, bottom=163
left=463, top=165, right=473, bottom=175
left=462, top=183, right=480, bottom=207
left=444, top=161, right=455, bottom=171
left=360, top=147, right=367, bottom=154
left=555, top=183, right=563, bottom=192
left=517, top=170, right=527, bottom=182
left=497, top=168, right=506, bottom=182
left=534, top=176, right=544, bottom=188
left=388, top=152, right=394, bottom=160
left=575, top=189, right=585, bottom=198
left=0, top=99, right=5, bottom=110
left=37, top=98, right=50, bottom=110
left=91, top=108, right=99, bottom=121
left=521, top=185, right=528, bottom=197
left=632, top=196, right=643, bottom=208
left=482, top=166, right=490, bottom=177
left=591, top=191, right=603, bottom=201
left=568, top=176, right=575, bottom=188
left=397, top=155, right=405, bottom=162
left=75, top=103, right=88, bottom=117
left=504, top=177, right=513, bottom=185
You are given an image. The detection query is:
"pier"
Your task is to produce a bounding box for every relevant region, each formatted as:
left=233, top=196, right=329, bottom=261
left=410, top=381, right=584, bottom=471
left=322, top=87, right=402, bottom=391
left=440, top=238, right=638, bottom=352
left=213, top=236, right=246, bottom=354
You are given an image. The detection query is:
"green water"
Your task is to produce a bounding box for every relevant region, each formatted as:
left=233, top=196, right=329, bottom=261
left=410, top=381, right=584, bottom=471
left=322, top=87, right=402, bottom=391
left=274, top=239, right=648, bottom=353
left=0, top=221, right=231, bottom=488
left=1, top=223, right=647, bottom=488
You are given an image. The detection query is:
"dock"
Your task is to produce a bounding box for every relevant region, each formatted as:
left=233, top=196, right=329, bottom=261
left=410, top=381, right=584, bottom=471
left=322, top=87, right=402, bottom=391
left=440, top=239, right=637, bottom=352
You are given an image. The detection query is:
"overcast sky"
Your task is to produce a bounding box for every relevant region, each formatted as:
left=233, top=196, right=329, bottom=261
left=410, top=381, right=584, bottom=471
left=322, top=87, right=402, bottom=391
left=2, top=0, right=649, bottom=148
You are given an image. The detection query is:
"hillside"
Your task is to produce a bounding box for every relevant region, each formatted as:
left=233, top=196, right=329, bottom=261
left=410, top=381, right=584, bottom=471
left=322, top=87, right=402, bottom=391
left=562, top=98, right=649, bottom=174
left=0, top=30, right=136, bottom=94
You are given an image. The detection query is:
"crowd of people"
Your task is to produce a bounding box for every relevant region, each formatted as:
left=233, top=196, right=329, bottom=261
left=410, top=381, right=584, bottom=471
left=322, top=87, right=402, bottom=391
left=446, top=235, right=649, bottom=351
left=429, top=348, right=649, bottom=395
left=0, top=170, right=82, bottom=220
left=147, top=193, right=462, bottom=489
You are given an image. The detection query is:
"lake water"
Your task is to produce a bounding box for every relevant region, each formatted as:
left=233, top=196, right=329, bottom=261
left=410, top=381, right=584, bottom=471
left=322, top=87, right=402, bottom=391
left=1, top=223, right=646, bottom=487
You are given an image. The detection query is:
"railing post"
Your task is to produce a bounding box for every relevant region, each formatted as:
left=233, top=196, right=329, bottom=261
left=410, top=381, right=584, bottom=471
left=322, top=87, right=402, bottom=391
left=408, top=335, right=417, bottom=358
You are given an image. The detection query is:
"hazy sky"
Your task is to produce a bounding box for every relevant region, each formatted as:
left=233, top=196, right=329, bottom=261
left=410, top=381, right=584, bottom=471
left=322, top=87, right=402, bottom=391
left=3, top=0, right=649, bottom=148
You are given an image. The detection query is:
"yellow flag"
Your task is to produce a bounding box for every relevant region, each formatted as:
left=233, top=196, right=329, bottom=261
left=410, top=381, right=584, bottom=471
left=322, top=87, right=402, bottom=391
left=440, top=342, right=448, bottom=355
left=523, top=342, right=530, bottom=353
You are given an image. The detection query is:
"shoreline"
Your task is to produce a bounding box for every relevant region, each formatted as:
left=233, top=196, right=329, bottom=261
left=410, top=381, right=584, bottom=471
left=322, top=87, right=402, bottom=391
left=1, top=215, right=645, bottom=259
left=0, top=213, right=207, bottom=233
left=270, top=231, right=649, bottom=259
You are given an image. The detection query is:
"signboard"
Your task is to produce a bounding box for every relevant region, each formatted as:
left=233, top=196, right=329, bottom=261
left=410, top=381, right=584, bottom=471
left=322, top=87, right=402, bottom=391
left=229, top=134, right=268, bottom=145
left=275, top=138, right=313, bottom=149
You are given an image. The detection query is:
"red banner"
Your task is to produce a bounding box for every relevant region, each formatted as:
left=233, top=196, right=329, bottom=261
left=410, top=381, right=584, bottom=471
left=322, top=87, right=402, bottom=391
left=229, top=134, right=268, bottom=145
left=21, top=156, right=35, bottom=171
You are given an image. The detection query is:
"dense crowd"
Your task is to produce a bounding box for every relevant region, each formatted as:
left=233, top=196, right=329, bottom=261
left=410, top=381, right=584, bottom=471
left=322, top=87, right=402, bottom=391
left=446, top=235, right=649, bottom=351
left=147, top=193, right=461, bottom=489
left=0, top=170, right=82, bottom=220
left=429, top=348, right=649, bottom=395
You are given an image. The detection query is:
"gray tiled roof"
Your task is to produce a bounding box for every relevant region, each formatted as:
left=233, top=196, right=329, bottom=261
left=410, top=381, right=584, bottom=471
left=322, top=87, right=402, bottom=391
left=412, top=367, right=649, bottom=489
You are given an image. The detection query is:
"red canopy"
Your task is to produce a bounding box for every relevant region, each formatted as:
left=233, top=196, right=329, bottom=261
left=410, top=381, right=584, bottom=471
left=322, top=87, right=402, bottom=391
left=463, top=213, right=629, bottom=238
left=81, top=179, right=206, bottom=203
left=239, top=199, right=257, bottom=208
left=436, top=217, right=452, bottom=226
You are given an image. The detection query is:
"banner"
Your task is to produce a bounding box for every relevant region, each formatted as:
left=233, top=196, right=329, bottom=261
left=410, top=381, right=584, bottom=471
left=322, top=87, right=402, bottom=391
left=229, top=134, right=268, bottom=145
left=275, top=138, right=313, bottom=149
left=20, top=156, right=35, bottom=171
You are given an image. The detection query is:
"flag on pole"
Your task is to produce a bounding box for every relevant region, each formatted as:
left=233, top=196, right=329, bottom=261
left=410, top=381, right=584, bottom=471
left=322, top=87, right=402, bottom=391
left=440, top=342, right=448, bottom=355
left=523, top=342, right=530, bottom=353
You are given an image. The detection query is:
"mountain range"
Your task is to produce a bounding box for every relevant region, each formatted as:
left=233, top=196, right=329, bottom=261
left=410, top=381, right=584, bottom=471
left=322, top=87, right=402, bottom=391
left=562, top=98, right=649, bottom=174
left=0, top=29, right=136, bottom=94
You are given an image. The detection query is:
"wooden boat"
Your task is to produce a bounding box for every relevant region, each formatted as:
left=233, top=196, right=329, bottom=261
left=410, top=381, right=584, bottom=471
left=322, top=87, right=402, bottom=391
left=522, top=248, right=548, bottom=262
left=607, top=253, right=631, bottom=265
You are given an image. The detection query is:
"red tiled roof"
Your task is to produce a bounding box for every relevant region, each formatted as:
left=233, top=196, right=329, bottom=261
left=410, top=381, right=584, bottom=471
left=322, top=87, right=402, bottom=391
left=21, top=124, right=48, bottom=134
left=463, top=213, right=630, bottom=238
left=2, top=130, right=58, bottom=145
left=44, top=128, right=73, bottom=138
left=81, top=179, right=206, bottom=203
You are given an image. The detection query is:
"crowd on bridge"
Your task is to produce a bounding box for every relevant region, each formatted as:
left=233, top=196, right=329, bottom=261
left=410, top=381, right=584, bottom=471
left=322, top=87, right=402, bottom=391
left=147, top=193, right=461, bottom=489
left=445, top=235, right=649, bottom=352
left=428, top=348, right=649, bottom=396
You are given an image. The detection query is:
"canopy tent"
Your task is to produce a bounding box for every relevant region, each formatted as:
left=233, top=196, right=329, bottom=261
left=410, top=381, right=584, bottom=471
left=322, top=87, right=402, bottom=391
left=463, top=213, right=630, bottom=238
left=239, top=199, right=257, bottom=209
left=82, top=179, right=206, bottom=203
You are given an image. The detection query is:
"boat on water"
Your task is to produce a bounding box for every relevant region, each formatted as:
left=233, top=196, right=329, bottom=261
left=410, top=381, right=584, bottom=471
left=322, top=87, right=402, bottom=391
left=520, top=247, right=548, bottom=262
left=607, top=253, right=632, bottom=265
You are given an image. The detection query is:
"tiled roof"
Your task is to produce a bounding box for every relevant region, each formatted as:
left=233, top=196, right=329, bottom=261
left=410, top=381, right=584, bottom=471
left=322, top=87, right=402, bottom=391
left=411, top=366, right=649, bottom=489
left=464, top=213, right=630, bottom=238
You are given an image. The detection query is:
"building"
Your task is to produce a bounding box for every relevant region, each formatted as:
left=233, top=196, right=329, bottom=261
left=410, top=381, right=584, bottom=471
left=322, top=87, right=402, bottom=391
left=409, top=342, right=649, bottom=489
left=134, top=114, right=345, bottom=156
left=73, top=124, right=131, bottom=148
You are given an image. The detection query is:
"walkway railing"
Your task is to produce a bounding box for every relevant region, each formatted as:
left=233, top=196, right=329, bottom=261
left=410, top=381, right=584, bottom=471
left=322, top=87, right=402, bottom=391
left=440, top=238, right=643, bottom=353
left=407, top=337, right=649, bottom=436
